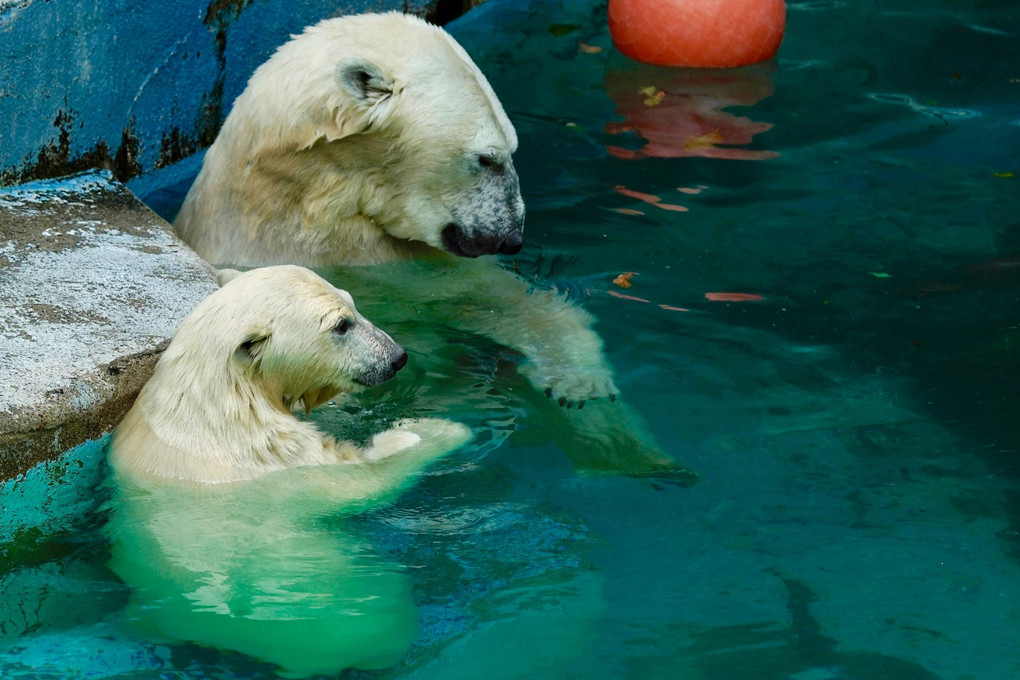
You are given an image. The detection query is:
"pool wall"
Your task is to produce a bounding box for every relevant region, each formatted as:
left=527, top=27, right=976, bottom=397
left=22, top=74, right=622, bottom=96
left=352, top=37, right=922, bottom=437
left=0, top=0, right=466, bottom=187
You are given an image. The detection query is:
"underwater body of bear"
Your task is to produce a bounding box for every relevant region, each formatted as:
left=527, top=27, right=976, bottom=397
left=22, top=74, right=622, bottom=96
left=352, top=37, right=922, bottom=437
left=106, top=266, right=471, bottom=677
left=175, top=12, right=689, bottom=477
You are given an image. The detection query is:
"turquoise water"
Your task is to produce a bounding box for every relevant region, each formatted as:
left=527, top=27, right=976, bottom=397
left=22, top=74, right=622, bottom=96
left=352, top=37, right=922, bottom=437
left=5, top=0, right=1020, bottom=677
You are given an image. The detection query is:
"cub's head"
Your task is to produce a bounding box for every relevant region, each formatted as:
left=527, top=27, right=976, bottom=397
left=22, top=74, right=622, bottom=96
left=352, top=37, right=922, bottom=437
left=176, top=266, right=406, bottom=411
left=248, top=13, right=525, bottom=258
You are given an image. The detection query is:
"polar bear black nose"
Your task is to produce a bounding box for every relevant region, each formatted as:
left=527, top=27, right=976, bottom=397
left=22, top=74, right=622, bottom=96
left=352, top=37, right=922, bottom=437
left=498, top=232, right=522, bottom=255
left=392, top=350, right=408, bottom=373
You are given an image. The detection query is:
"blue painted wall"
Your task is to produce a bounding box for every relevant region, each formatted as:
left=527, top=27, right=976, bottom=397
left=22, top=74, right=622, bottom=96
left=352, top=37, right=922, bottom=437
left=0, top=0, right=447, bottom=186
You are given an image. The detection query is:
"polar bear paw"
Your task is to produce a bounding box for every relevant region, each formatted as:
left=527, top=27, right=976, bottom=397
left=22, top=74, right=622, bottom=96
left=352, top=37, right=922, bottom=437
left=362, top=418, right=471, bottom=461
left=526, top=366, right=618, bottom=408
left=393, top=417, right=472, bottom=447
left=364, top=429, right=423, bottom=460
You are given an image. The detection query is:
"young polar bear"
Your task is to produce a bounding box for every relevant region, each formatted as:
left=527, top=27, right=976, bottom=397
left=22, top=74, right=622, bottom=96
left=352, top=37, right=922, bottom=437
left=174, top=12, right=688, bottom=478
left=111, top=265, right=468, bottom=483
left=107, top=265, right=471, bottom=676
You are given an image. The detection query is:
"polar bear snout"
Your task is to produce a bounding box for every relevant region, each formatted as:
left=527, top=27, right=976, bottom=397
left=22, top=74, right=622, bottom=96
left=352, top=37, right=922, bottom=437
left=384, top=347, right=410, bottom=380
left=497, top=229, right=523, bottom=255
left=440, top=160, right=526, bottom=258
left=392, top=348, right=408, bottom=372
left=440, top=207, right=524, bottom=257
left=440, top=223, right=520, bottom=257
left=351, top=330, right=408, bottom=387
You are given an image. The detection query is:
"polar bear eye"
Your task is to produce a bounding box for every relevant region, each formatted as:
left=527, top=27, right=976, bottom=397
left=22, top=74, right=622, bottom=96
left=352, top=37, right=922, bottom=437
left=477, top=155, right=504, bottom=172
left=333, top=319, right=350, bottom=336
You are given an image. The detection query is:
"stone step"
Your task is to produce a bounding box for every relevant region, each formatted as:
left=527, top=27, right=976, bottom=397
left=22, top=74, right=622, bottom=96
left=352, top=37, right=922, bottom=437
left=0, top=170, right=217, bottom=479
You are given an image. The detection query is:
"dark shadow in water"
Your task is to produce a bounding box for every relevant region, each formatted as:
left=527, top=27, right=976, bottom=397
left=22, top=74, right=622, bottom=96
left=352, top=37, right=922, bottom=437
left=628, top=577, right=945, bottom=680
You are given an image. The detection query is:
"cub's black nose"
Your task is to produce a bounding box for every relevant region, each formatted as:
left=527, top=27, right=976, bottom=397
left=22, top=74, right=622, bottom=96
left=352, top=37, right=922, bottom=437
left=392, top=350, right=408, bottom=373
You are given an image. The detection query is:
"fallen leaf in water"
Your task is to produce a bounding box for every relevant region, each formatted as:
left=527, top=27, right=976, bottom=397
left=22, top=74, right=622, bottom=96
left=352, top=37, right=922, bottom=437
left=869, top=272, right=892, bottom=278
left=614, top=185, right=688, bottom=212
left=705, top=292, right=763, bottom=302
left=615, top=185, right=660, bottom=203
left=613, top=272, right=637, bottom=288
left=608, top=290, right=651, bottom=303
left=643, top=90, right=666, bottom=107
left=578, top=41, right=602, bottom=54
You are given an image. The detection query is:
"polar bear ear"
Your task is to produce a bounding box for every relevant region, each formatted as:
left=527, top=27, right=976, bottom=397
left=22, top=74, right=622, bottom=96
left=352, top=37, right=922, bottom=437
left=234, top=331, right=270, bottom=368
left=336, top=58, right=393, bottom=104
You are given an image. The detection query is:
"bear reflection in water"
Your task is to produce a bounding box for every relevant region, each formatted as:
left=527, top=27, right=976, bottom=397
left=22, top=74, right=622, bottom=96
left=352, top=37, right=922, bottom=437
left=106, top=266, right=471, bottom=677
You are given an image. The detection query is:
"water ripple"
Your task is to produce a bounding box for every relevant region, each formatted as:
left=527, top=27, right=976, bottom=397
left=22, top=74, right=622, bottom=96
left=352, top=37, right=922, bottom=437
left=379, top=502, right=523, bottom=536
left=868, top=92, right=979, bottom=121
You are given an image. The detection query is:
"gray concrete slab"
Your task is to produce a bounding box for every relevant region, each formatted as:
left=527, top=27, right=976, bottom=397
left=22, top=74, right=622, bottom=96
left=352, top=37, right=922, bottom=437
left=0, top=170, right=218, bottom=479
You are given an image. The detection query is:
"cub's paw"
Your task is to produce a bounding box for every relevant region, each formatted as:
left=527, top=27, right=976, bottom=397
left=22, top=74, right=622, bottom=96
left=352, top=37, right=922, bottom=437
left=392, top=418, right=472, bottom=449
left=363, top=428, right=422, bottom=461
left=362, top=418, right=471, bottom=462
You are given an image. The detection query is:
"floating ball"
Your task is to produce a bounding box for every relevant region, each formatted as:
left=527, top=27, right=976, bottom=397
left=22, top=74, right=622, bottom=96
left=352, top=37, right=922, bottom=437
left=609, top=0, right=786, bottom=68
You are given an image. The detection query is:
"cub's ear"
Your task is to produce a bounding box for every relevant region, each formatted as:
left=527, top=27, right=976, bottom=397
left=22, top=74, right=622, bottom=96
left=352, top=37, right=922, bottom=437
left=336, top=58, right=393, bottom=103
left=234, top=331, right=270, bottom=368
left=215, top=268, right=243, bottom=287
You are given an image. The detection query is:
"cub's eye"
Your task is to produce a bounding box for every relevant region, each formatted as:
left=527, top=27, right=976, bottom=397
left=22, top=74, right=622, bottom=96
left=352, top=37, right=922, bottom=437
left=333, top=319, right=350, bottom=335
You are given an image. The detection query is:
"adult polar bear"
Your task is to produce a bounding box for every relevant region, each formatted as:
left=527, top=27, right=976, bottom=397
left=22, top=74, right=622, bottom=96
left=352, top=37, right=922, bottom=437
left=176, top=12, right=525, bottom=267
left=176, top=13, right=689, bottom=478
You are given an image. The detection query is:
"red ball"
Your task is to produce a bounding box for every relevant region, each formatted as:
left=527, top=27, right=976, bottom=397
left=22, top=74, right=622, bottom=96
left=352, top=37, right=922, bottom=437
left=609, top=0, right=786, bottom=68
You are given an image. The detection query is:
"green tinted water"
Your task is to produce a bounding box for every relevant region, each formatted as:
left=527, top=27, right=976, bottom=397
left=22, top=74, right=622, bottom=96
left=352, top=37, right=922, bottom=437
left=4, top=0, right=1020, bottom=677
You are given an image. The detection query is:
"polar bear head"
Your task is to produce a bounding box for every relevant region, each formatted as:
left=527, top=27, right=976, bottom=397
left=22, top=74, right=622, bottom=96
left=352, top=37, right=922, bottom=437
left=147, top=265, right=408, bottom=435
left=111, top=265, right=409, bottom=482
left=179, top=13, right=526, bottom=265
left=202, top=266, right=408, bottom=410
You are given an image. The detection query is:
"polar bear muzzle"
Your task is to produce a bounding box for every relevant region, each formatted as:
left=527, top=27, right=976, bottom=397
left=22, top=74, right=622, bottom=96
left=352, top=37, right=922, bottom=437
left=353, top=342, right=408, bottom=387
left=440, top=162, right=526, bottom=257
left=441, top=223, right=522, bottom=257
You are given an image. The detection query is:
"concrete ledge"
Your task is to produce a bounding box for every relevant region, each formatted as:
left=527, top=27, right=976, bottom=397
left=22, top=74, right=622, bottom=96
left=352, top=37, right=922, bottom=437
left=0, top=170, right=217, bottom=479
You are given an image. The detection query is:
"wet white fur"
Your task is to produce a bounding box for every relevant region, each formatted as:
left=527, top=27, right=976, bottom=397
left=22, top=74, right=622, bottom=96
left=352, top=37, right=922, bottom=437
left=110, top=265, right=470, bottom=484
left=175, top=13, right=520, bottom=267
